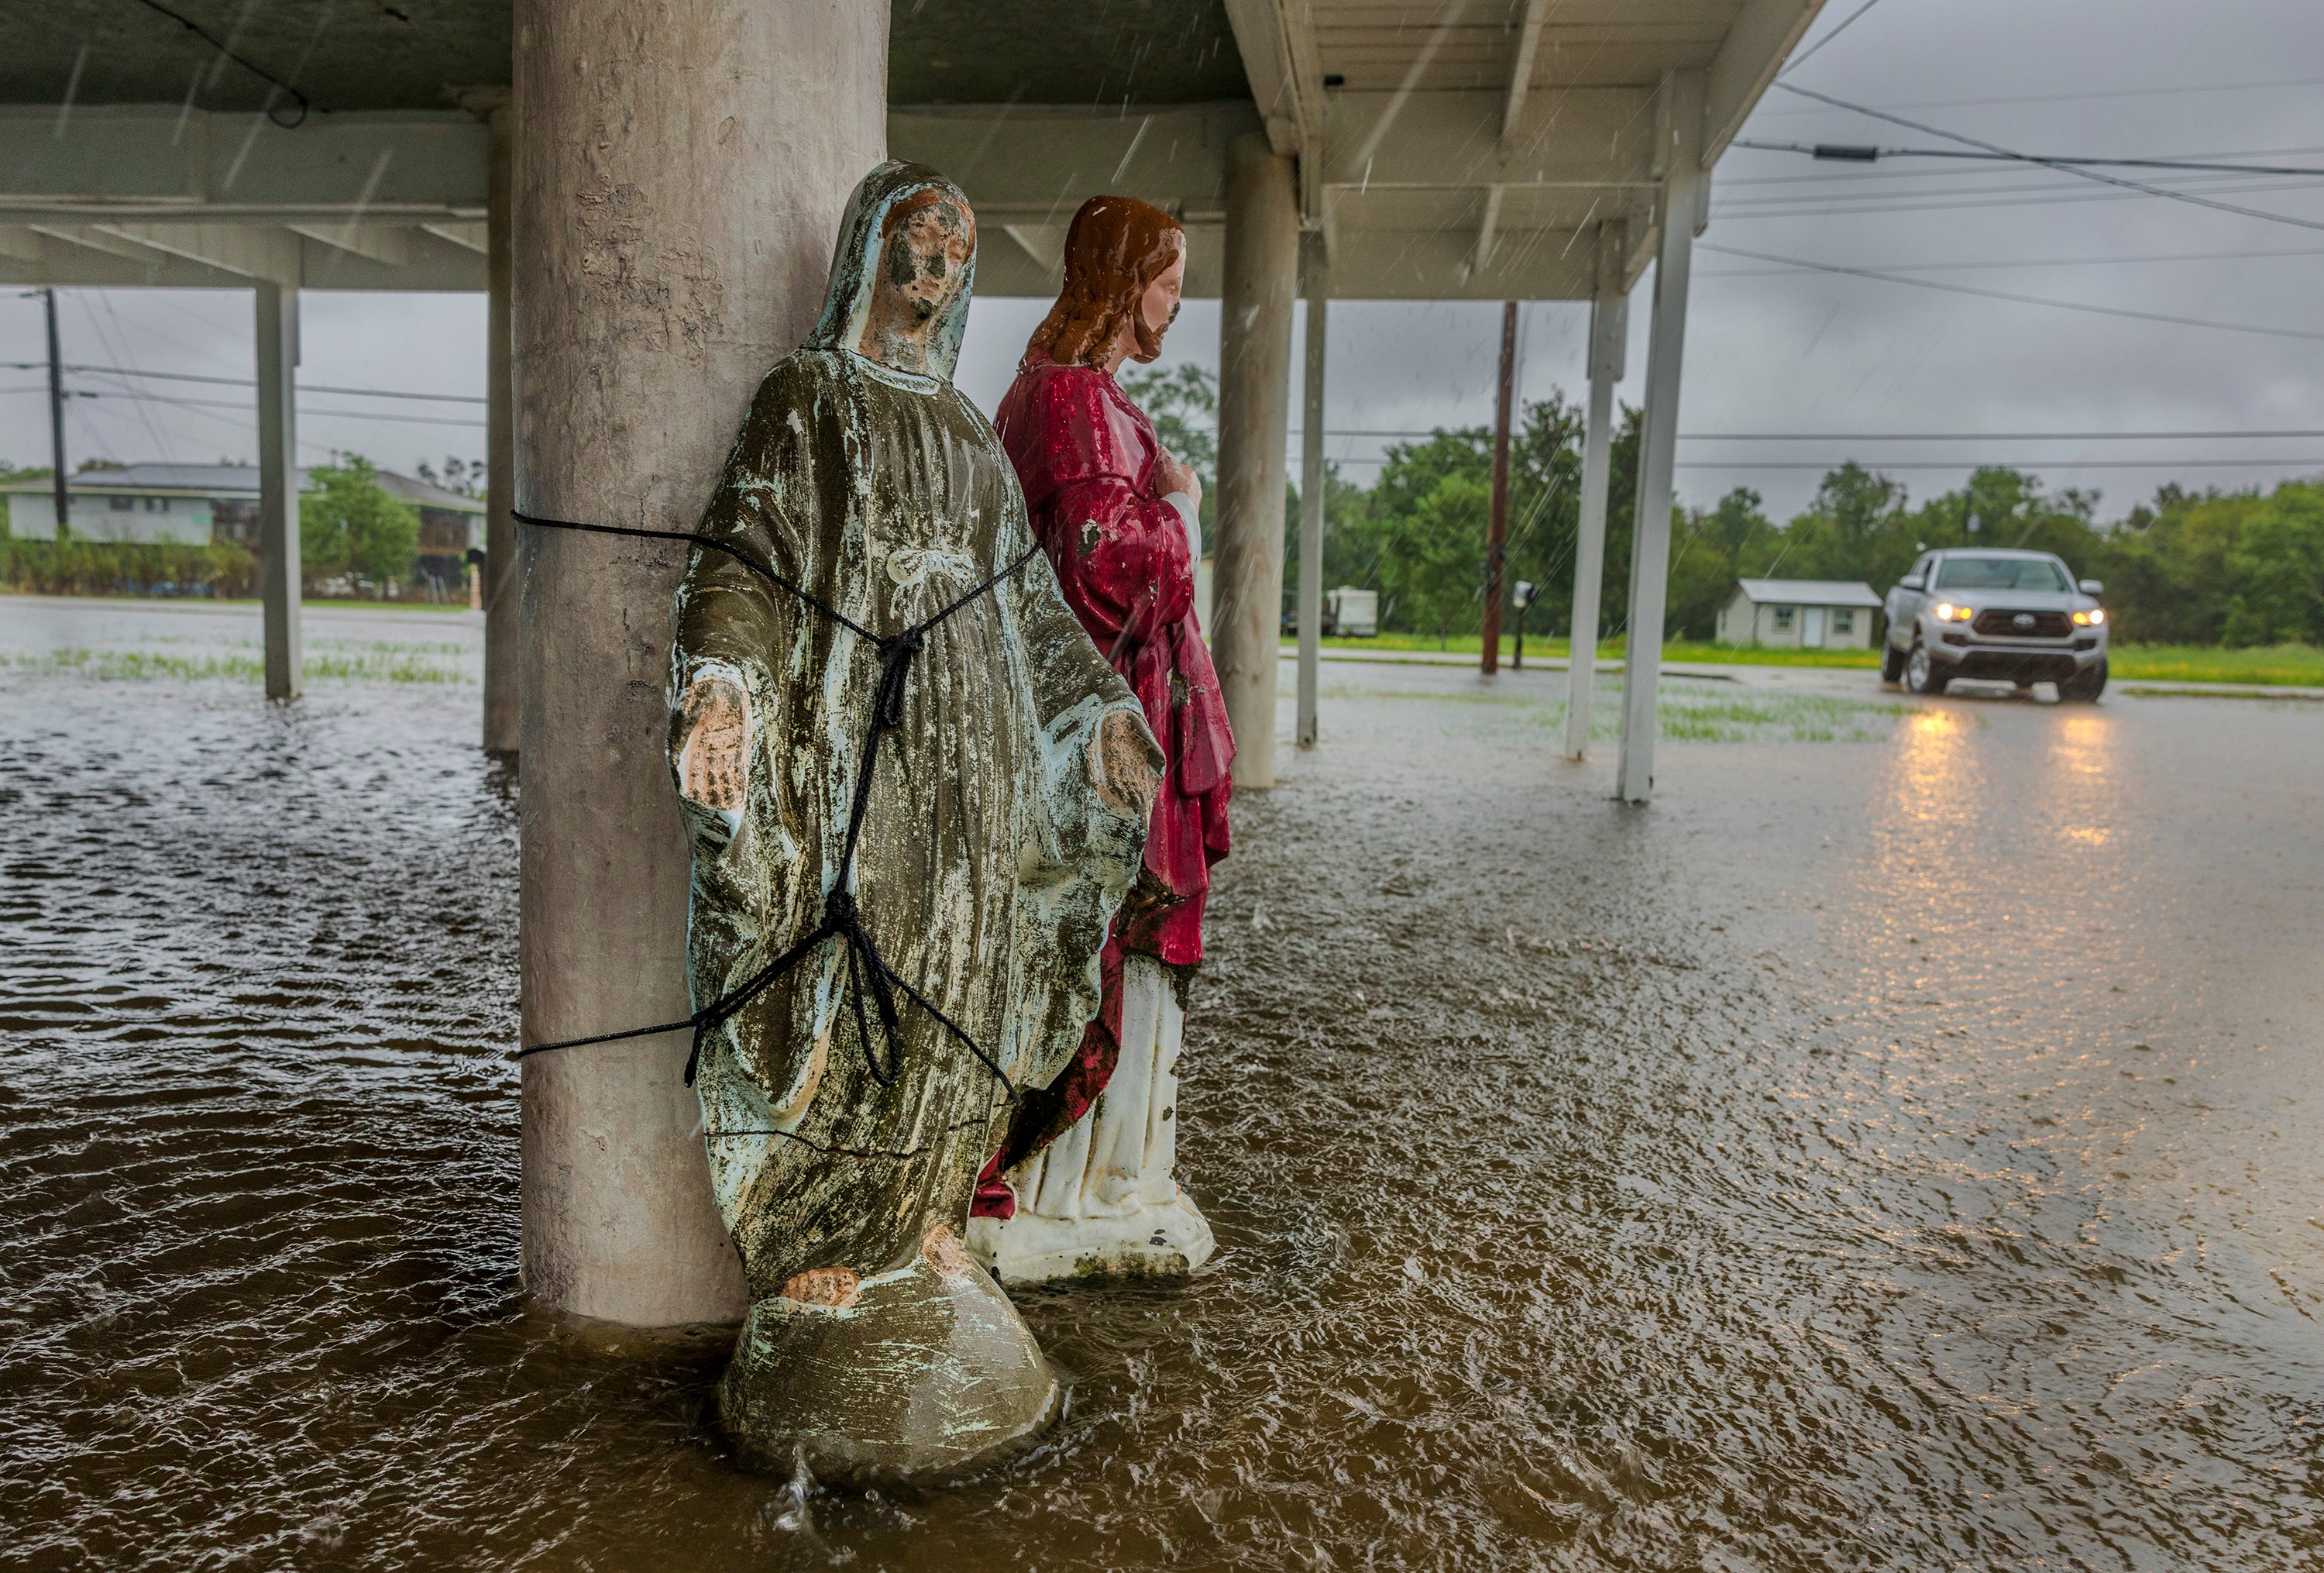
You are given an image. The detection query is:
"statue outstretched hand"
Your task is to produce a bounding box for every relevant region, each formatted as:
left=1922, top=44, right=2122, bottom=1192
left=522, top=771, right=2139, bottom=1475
left=678, top=676, right=750, bottom=817
left=1090, top=708, right=1160, bottom=820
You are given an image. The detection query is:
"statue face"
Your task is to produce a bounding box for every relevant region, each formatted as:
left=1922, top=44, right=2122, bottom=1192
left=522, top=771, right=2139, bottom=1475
left=1136, top=250, right=1185, bottom=352
left=859, top=196, right=975, bottom=373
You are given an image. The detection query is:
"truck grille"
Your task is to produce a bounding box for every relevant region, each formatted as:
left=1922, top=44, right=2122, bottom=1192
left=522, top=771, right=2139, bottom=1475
left=1972, top=608, right=2071, bottom=638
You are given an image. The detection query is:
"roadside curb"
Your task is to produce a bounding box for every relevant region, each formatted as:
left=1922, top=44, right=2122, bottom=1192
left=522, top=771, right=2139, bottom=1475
left=2120, top=682, right=2324, bottom=701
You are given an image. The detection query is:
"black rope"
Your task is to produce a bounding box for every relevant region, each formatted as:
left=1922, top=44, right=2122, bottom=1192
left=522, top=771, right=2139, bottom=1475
left=127, top=0, right=315, bottom=128
left=702, top=1113, right=994, bottom=1158
left=511, top=511, right=1040, bottom=1106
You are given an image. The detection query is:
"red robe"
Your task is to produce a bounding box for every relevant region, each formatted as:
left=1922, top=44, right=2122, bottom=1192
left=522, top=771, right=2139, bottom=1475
left=971, top=352, right=1235, bottom=1214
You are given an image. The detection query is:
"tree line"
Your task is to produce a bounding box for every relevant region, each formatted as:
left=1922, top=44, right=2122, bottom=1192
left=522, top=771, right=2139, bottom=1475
left=1126, top=367, right=2324, bottom=649
left=3, top=453, right=457, bottom=598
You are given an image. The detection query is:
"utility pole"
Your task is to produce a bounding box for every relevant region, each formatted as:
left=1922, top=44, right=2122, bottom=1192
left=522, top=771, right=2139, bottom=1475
left=1479, top=299, right=1516, bottom=675
left=43, top=287, right=67, bottom=534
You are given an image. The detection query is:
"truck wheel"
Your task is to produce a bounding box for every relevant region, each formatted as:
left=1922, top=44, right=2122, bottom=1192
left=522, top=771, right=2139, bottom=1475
left=2060, top=658, right=2108, bottom=702
left=1881, top=642, right=1906, bottom=683
left=1905, top=642, right=1947, bottom=695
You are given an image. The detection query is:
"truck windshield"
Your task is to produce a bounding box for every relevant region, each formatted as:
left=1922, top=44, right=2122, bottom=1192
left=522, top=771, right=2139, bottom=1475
left=1934, top=556, right=2070, bottom=591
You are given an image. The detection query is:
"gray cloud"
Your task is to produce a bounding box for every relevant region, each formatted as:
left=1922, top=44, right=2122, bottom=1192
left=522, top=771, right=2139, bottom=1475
left=9, top=0, right=2321, bottom=523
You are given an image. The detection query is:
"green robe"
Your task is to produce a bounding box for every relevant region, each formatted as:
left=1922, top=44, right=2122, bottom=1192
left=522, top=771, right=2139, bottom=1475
left=670, top=347, right=1153, bottom=1299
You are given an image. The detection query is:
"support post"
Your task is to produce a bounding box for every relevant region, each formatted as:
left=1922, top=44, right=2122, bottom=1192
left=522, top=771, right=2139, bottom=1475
left=1480, top=300, right=1517, bottom=675
left=1213, top=133, right=1297, bottom=789
left=43, top=288, right=67, bottom=532
left=514, top=0, right=887, bottom=1327
left=481, top=99, right=518, bottom=754
left=1295, top=230, right=1327, bottom=750
left=1615, top=74, right=1704, bottom=804
left=1564, top=223, right=1627, bottom=761
left=254, top=279, right=301, bottom=702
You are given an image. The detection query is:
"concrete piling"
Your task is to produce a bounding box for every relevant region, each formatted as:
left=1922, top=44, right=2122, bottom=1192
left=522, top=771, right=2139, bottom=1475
left=1212, top=133, right=1298, bottom=790
left=512, top=0, right=889, bottom=1327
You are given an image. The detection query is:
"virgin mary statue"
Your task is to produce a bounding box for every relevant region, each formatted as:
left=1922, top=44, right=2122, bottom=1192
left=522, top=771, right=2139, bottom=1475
left=666, top=160, right=1160, bottom=1479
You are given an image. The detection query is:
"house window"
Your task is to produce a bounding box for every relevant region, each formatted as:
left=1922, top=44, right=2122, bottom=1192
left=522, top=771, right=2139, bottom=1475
left=1772, top=606, right=1795, bottom=632
left=146, top=496, right=168, bottom=512
left=1831, top=608, right=1855, bottom=635
left=110, top=495, right=134, bottom=511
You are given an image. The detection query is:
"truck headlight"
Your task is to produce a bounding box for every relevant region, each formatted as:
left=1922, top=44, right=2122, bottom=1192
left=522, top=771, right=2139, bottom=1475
left=1934, top=602, right=1972, bottom=621
left=2072, top=608, right=2105, bottom=626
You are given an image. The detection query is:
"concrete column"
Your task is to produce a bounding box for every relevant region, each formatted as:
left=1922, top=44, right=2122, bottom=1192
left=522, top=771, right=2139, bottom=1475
left=1564, top=222, right=1628, bottom=761
left=1615, top=74, right=1704, bottom=804
left=482, top=101, right=517, bottom=754
left=1295, top=230, right=1327, bottom=751
left=1212, top=133, right=1297, bottom=789
left=254, top=280, right=301, bottom=702
left=514, top=0, right=888, bottom=1327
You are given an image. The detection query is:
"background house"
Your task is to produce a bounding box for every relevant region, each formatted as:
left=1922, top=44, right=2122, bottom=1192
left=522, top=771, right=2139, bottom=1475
left=2, top=463, right=485, bottom=585
left=1717, top=579, right=1883, bottom=649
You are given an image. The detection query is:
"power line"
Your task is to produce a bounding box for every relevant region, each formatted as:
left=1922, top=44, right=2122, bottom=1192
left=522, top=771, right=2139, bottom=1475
left=1772, top=81, right=2324, bottom=235
left=1, top=360, right=486, bottom=404
left=1695, top=243, right=2324, bottom=277
left=1676, top=458, right=2324, bottom=471
left=72, top=387, right=485, bottom=429
left=1752, top=74, right=2324, bottom=119
left=1732, top=138, right=2324, bottom=178
left=1697, top=241, right=2324, bottom=343
left=1721, top=143, right=2324, bottom=188
left=1708, top=175, right=2324, bottom=224
left=82, top=384, right=337, bottom=462
left=1682, top=429, right=2324, bottom=442
left=1777, top=0, right=1885, bottom=78
left=74, top=293, right=176, bottom=467
left=1290, top=426, right=2324, bottom=442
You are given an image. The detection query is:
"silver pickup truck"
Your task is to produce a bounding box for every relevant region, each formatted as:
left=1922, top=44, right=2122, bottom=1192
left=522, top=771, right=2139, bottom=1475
left=1882, top=547, right=2109, bottom=700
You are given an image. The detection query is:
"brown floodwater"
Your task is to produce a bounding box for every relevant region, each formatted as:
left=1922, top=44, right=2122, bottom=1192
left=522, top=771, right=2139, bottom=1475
left=5, top=609, right=2324, bottom=1569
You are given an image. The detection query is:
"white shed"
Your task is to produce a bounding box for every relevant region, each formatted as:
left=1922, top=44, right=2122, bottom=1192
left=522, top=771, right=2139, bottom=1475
left=1717, top=579, right=1884, bottom=649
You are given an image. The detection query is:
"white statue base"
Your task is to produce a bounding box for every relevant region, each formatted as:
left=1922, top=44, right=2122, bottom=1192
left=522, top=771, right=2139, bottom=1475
left=968, top=955, right=1215, bottom=1282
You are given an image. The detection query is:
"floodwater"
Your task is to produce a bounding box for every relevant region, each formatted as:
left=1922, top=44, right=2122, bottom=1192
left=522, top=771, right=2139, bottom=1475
left=6, top=597, right=2324, bottom=1570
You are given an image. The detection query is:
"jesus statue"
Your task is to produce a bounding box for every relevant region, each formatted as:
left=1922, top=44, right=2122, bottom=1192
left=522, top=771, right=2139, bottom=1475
left=967, top=194, right=1236, bottom=1282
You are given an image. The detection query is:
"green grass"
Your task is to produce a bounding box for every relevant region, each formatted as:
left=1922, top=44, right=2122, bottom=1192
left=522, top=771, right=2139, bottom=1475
left=1337, top=676, right=1914, bottom=745
left=2107, top=643, right=2324, bottom=687
left=9, top=639, right=473, bottom=684
left=1657, top=687, right=1911, bottom=742
left=1293, top=632, right=1879, bottom=668
left=1291, top=635, right=2324, bottom=684
left=43, top=593, right=477, bottom=614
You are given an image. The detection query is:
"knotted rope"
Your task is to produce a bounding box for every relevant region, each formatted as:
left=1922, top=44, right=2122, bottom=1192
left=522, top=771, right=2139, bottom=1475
left=509, top=508, right=1039, bottom=1103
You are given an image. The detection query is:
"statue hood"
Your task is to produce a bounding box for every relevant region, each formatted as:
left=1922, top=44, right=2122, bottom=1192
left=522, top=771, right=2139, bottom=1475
left=804, top=160, right=978, bottom=382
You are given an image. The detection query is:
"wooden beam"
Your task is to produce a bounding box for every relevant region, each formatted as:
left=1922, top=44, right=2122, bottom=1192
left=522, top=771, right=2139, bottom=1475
left=25, top=224, right=160, bottom=265
left=889, top=102, right=1254, bottom=219
left=1473, top=183, right=1504, bottom=270
left=93, top=222, right=303, bottom=284
left=422, top=222, right=488, bottom=254
left=1222, top=0, right=1326, bottom=216
left=1325, top=89, right=1657, bottom=190
left=0, top=107, right=486, bottom=216
left=1703, top=0, right=1826, bottom=165
left=1500, top=0, right=1552, bottom=158
left=287, top=222, right=416, bottom=268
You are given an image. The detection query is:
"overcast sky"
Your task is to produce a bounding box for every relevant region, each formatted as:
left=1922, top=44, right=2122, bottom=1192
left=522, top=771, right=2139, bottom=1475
left=8, top=0, right=2322, bottom=521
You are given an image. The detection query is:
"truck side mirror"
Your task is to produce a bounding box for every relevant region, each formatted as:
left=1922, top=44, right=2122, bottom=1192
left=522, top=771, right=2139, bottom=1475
left=1898, top=574, right=1924, bottom=590
left=2078, top=578, right=2102, bottom=595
